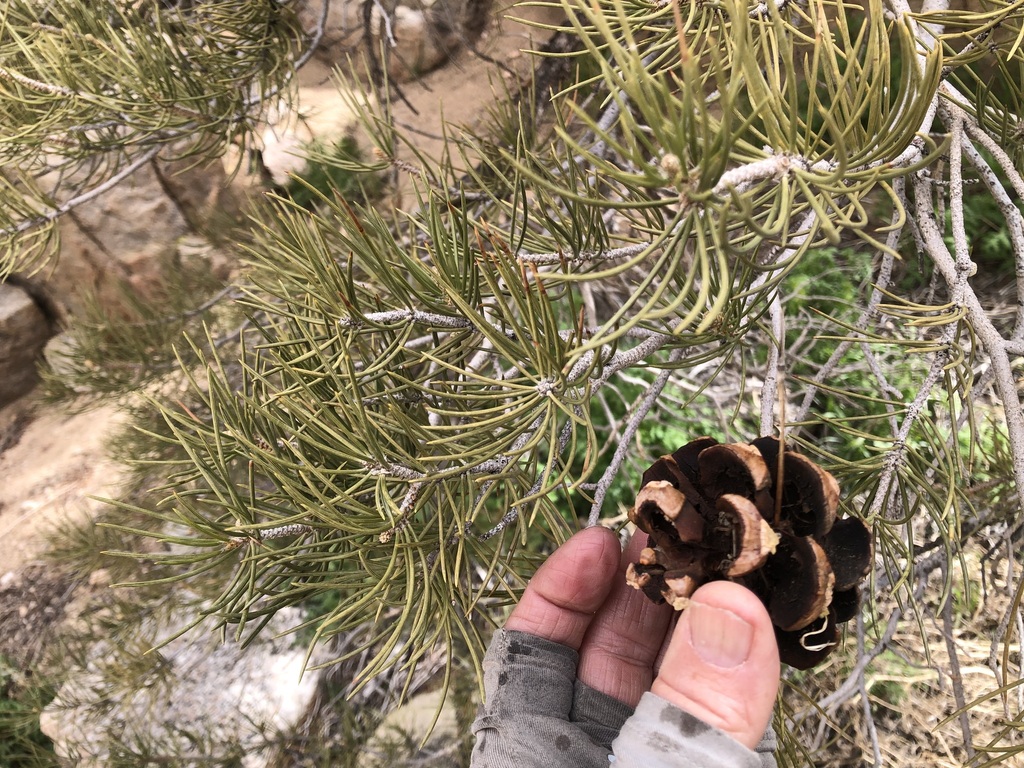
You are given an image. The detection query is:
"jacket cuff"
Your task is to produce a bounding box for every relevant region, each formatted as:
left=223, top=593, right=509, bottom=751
left=610, top=692, right=775, bottom=768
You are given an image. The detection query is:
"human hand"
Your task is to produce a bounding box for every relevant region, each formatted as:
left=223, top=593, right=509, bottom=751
left=471, top=526, right=781, bottom=767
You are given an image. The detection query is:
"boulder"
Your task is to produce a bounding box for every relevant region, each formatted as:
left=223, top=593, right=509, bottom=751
left=40, top=604, right=325, bottom=768
left=42, top=157, right=239, bottom=319
left=0, top=282, right=52, bottom=407
left=358, top=686, right=462, bottom=766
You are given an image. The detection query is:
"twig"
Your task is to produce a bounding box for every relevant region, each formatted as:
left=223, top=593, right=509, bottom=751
left=866, top=346, right=950, bottom=522
left=912, top=172, right=1024, bottom=520
left=591, top=333, right=673, bottom=387
left=947, top=115, right=973, bottom=298
left=370, top=0, right=398, bottom=48
left=1015, top=607, right=1024, bottom=713
left=224, top=523, right=313, bottom=550
left=956, top=103, right=1024, bottom=204
left=941, top=563, right=976, bottom=760
left=292, top=0, right=332, bottom=72
left=0, top=65, right=76, bottom=96
left=3, top=146, right=161, bottom=237
left=949, top=110, right=1024, bottom=339
left=422, top=329, right=676, bottom=557
left=856, top=611, right=883, bottom=767
left=759, top=293, right=785, bottom=437
left=339, top=308, right=483, bottom=331
left=589, top=93, right=622, bottom=161
left=988, top=537, right=1024, bottom=713
left=850, top=339, right=902, bottom=437
left=165, top=284, right=241, bottom=324
left=785, top=175, right=901, bottom=428
left=361, top=0, right=417, bottom=114
left=477, top=414, right=579, bottom=541
left=379, top=482, right=424, bottom=543
left=517, top=242, right=650, bottom=266
left=940, top=25, right=997, bottom=77
left=366, top=462, right=429, bottom=481
left=712, top=153, right=831, bottom=198
left=813, top=596, right=906, bottom=713
left=584, top=50, right=658, bottom=161
left=588, top=348, right=686, bottom=524
left=866, top=154, right=975, bottom=520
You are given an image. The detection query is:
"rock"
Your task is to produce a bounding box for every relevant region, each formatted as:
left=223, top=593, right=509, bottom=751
left=42, top=332, right=82, bottom=385
left=43, top=161, right=189, bottom=317
left=176, top=234, right=235, bottom=283
left=359, top=686, right=462, bottom=767
left=40, top=604, right=325, bottom=768
left=296, top=0, right=468, bottom=81
left=152, top=155, right=243, bottom=235
left=257, top=83, right=370, bottom=187
left=40, top=157, right=240, bottom=319
left=0, top=282, right=52, bottom=407
left=296, top=0, right=362, bottom=52
left=0, top=398, right=127, bottom=573
left=86, top=569, right=112, bottom=589
left=386, top=3, right=463, bottom=80
left=0, top=563, right=76, bottom=669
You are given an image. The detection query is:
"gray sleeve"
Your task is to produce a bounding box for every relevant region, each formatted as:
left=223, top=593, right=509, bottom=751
left=471, top=629, right=630, bottom=767
left=610, top=692, right=778, bottom=768
left=471, top=629, right=778, bottom=768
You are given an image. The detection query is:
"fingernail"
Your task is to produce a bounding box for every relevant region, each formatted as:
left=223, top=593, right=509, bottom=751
left=687, top=600, right=754, bottom=668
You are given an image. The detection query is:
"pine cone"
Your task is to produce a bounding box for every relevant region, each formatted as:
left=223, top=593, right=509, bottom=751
left=626, top=436, right=872, bottom=669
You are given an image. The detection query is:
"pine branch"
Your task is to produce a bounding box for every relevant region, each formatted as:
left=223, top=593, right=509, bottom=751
left=32, top=3, right=1024, bottom=760
left=0, top=0, right=307, bottom=273
left=912, top=171, right=1024, bottom=520
left=0, top=64, right=76, bottom=96
left=587, top=347, right=686, bottom=524
left=4, top=147, right=161, bottom=238
left=759, top=294, right=785, bottom=438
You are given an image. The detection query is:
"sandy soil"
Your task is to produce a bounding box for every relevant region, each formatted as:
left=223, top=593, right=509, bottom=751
left=387, top=3, right=564, bottom=163
left=292, top=1, right=564, bottom=178
left=0, top=395, right=126, bottom=574
left=0, top=395, right=127, bottom=669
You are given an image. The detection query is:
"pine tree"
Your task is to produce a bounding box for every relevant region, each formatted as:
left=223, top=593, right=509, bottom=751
left=4, top=0, right=1024, bottom=763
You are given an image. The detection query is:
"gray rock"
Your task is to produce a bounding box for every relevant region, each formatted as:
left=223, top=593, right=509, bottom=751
left=359, top=686, right=463, bottom=767
left=40, top=604, right=325, bottom=768
left=0, top=282, right=52, bottom=407
left=258, top=83, right=367, bottom=186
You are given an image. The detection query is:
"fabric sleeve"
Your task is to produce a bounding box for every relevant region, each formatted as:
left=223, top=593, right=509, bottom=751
left=470, top=629, right=632, bottom=767
left=470, top=629, right=778, bottom=768
left=609, top=692, right=777, bottom=768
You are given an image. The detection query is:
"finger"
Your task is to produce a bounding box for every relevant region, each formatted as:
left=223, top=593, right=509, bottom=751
left=504, top=526, right=622, bottom=650
left=577, top=532, right=673, bottom=707
left=651, top=580, right=780, bottom=750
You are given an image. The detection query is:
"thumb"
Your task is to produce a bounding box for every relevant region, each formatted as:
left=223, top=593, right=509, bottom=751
left=651, top=580, right=780, bottom=750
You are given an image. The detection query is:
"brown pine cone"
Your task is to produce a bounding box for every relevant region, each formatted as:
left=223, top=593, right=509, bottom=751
left=626, top=436, right=872, bottom=669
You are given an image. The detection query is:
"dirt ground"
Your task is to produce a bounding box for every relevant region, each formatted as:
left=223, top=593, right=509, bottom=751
left=0, top=395, right=126, bottom=574
left=0, top=395, right=126, bottom=666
